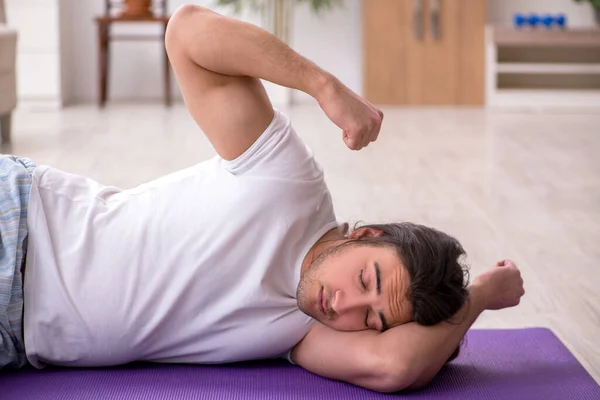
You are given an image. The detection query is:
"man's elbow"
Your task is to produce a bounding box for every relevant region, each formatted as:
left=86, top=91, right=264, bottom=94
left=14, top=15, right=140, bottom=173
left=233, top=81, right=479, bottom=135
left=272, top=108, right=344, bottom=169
left=371, top=345, right=457, bottom=392
left=169, top=3, right=212, bottom=26
left=371, top=363, right=422, bottom=393
left=165, top=4, right=213, bottom=55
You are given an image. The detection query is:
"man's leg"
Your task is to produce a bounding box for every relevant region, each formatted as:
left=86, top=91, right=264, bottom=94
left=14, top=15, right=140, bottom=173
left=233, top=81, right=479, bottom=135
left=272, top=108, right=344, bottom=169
left=0, top=155, right=35, bottom=370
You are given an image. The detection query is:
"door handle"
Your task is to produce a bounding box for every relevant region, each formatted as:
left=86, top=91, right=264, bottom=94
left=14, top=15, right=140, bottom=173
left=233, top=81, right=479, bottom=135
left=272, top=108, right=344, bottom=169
left=413, top=0, right=424, bottom=40
left=430, top=0, right=441, bottom=40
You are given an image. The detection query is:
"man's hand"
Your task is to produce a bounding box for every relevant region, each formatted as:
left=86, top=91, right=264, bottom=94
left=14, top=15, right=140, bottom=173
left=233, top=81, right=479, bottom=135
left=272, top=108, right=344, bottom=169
left=316, top=77, right=384, bottom=151
left=473, top=259, right=525, bottom=311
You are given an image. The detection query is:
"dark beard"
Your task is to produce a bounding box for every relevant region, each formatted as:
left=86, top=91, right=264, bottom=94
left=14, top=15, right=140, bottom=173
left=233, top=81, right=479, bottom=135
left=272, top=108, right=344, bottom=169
left=295, top=242, right=351, bottom=315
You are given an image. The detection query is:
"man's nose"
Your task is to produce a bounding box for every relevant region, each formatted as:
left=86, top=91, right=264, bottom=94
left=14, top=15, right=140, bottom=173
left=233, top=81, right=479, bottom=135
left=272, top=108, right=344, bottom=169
left=330, top=290, right=368, bottom=315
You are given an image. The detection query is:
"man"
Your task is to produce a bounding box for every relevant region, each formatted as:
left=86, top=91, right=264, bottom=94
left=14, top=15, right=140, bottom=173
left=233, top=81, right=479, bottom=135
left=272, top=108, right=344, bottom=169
left=0, top=4, right=525, bottom=393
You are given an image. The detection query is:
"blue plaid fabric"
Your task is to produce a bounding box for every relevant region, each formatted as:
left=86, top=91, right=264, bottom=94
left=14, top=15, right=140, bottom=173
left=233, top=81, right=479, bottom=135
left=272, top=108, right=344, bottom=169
left=0, top=155, right=35, bottom=369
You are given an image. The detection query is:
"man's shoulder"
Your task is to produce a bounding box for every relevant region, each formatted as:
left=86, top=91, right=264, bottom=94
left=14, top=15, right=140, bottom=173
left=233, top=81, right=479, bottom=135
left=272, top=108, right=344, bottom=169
left=220, top=110, right=324, bottom=181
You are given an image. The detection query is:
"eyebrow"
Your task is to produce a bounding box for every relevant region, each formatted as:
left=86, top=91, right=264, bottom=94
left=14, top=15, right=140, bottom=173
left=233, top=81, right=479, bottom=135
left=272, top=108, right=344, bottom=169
left=374, top=262, right=389, bottom=331
left=375, top=262, right=382, bottom=295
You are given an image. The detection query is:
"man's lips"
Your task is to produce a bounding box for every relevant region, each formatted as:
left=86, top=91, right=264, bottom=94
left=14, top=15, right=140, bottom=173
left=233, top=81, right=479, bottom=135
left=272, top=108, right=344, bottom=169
left=318, top=287, right=327, bottom=315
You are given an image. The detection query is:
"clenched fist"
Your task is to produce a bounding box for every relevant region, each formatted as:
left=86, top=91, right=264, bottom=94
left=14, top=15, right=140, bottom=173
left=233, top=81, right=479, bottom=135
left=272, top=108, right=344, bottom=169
left=473, top=260, right=525, bottom=311
left=316, top=77, right=383, bottom=151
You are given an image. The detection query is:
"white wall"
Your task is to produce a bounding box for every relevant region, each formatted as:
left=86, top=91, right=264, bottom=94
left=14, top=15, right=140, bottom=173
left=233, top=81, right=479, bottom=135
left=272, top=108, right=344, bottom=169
left=58, top=0, right=362, bottom=105
left=6, top=0, right=64, bottom=105
left=290, top=0, right=362, bottom=103
left=54, top=0, right=598, bottom=105
left=60, top=0, right=247, bottom=104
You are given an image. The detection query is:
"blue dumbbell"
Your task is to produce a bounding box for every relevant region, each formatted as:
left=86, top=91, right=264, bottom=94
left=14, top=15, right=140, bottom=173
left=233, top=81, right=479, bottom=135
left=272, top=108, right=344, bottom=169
left=528, top=14, right=540, bottom=27
left=541, top=14, right=554, bottom=28
left=513, top=13, right=567, bottom=29
left=514, top=13, right=527, bottom=28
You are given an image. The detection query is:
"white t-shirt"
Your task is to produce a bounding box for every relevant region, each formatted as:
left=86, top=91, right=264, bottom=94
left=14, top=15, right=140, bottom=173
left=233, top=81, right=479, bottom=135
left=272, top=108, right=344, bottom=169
left=23, top=109, right=338, bottom=368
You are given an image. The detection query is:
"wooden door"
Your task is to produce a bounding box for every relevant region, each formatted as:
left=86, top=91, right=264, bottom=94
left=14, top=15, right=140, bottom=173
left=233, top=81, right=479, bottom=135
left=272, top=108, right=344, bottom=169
left=457, top=0, right=485, bottom=105
left=362, top=0, right=408, bottom=104
left=404, top=0, right=426, bottom=105
left=421, top=0, right=460, bottom=104
left=363, top=0, right=485, bottom=105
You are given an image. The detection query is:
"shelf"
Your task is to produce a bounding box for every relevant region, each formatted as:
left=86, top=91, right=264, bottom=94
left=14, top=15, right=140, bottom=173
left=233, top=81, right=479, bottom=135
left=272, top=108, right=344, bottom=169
left=493, top=27, right=600, bottom=47
left=490, top=89, right=600, bottom=108
left=486, top=26, right=600, bottom=108
left=496, top=63, right=600, bottom=74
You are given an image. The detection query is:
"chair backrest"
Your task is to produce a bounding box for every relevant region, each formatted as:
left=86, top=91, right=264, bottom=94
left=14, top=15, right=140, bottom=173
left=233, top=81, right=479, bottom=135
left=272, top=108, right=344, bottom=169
left=0, top=0, right=6, bottom=24
left=104, top=0, right=169, bottom=17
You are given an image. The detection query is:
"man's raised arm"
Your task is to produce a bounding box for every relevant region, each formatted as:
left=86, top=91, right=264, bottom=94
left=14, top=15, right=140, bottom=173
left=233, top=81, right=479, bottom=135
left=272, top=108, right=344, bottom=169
left=168, top=5, right=330, bottom=100
left=166, top=4, right=383, bottom=159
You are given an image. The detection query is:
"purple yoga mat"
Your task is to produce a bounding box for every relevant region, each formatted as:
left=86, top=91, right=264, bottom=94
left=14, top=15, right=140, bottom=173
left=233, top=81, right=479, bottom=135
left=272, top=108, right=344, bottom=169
left=2, top=328, right=599, bottom=400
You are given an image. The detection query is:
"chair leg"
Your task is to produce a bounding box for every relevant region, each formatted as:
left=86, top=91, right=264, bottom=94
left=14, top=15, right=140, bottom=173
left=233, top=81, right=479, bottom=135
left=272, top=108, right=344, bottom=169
left=164, top=49, right=172, bottom=107
left=0, top=113, right=12, bottom=144
left=163, top=23, right=172, bottom=107
left=98, top=21, right=108, bottom=107
left=105, top=32, right=111, bottom=104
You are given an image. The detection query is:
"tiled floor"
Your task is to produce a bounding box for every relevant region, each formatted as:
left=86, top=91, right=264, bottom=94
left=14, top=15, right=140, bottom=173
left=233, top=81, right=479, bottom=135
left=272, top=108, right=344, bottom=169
left=3, top=101, right=599, bottom=382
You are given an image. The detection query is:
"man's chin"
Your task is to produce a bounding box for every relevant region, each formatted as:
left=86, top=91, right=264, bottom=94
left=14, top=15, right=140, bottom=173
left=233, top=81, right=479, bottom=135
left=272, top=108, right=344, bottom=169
left=296, top=297, right=320, bottom=321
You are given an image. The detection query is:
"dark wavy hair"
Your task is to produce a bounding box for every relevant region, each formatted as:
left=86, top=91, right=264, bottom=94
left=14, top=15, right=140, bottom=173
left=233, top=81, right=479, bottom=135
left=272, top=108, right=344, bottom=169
left=344, top=221, right=470, bottom=361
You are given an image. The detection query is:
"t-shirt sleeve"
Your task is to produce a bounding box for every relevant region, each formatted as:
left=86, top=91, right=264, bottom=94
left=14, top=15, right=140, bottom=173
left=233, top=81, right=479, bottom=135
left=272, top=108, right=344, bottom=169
left=219, top=109, right=323, bottom=182
left=282, top=350, right=296, bottom=364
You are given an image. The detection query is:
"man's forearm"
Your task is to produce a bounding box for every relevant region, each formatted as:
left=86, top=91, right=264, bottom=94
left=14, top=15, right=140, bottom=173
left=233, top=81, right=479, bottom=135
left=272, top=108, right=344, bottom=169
left=377, top=285, right=487, bottom=391
left=167, top=5, right=333, bottom=99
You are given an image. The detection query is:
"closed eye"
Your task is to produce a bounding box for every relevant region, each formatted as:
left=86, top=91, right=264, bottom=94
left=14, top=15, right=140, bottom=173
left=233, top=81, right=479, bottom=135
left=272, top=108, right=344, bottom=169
left=359, top=269, right=367, bottom=290
left=360, top=269, right=369, bottom=328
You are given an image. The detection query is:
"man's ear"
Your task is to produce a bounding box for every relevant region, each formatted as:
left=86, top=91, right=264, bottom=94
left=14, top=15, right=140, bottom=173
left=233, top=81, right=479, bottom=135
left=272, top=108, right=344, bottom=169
left=347, top=227, right=384, bottom=240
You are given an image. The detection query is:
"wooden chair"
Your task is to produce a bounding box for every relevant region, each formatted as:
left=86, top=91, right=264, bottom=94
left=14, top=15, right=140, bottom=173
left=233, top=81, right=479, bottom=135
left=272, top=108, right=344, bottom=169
left=0, top=0, right=17, bottom=143
left=95, top=0, right=172, bottom=107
